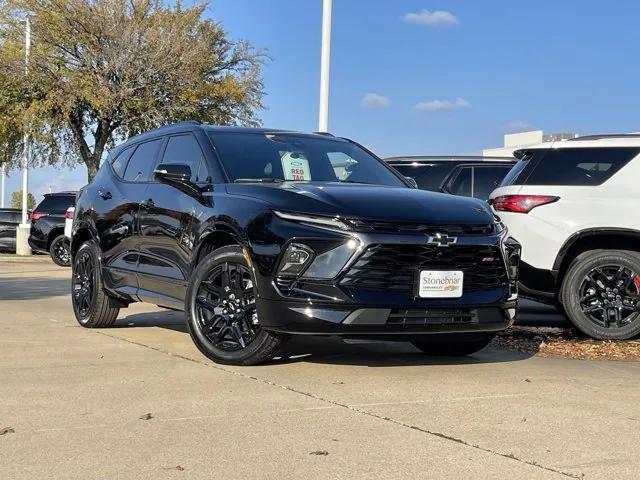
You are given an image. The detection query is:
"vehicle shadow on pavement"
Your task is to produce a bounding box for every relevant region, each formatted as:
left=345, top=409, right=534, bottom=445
left=115, top=311, right=535, bottom=367
left=277, top=336, right=534, bottom=367
left=114, top=310, right=187, bottom=332
left=0, top=276, right=70, bottom=301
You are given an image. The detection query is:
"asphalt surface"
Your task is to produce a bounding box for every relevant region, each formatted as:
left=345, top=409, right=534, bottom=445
left=1, top=259, right=638, bottom=479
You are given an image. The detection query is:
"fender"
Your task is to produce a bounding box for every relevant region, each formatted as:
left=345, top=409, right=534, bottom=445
left=553, top=227, right=640, bottom=271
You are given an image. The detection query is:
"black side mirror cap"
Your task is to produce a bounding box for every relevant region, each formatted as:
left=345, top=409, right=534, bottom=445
left=405, top=177, right=418, bottom=189
left=154, top=163, right=192, bottom=183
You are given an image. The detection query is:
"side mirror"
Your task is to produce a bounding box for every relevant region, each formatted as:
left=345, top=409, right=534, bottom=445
left=405, top=177, right=418, bottom=189
left=154, top=163, right=192, bottom=183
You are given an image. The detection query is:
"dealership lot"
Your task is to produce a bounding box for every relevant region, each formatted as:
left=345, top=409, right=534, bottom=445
left=1, top=259, right=639, bottom=479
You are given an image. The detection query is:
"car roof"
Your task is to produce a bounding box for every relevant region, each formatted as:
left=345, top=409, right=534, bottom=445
left=116, top=122, right=348, bottom=150
left=515, top=135, right=640, bottom=156
left=44, top=191, right=77, bottom=197
left=385, top=155, right=516, bottom=163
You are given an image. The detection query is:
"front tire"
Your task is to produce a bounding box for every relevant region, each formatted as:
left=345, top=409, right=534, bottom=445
left=72, top=240, right=120, bottom=328
left=185, top=246, right=287, bottom=366
left=50, top=235, right=71, bottom=267
left=411, top=333, right=495, bottom=356
left=561, top=249, right=640, bottom=340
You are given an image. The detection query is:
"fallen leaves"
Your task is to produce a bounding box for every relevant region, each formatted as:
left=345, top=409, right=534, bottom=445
left=309, top=450, right=329, bottom=456
left=139, top=413, right=153, bottom=421
left=0, top=427, right=15, bottom=435
left=492, top=327, right=640, bottom=361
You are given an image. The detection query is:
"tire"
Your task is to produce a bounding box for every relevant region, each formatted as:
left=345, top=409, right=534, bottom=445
left=72, top=240, right=120, bottom=328
left=49, top=235, right=71, bottom=267
left=185, top=245, right=288, bottom=366
left=411, top=333, right=495, bottom=356
left=561, top=249, right=640, bottom=340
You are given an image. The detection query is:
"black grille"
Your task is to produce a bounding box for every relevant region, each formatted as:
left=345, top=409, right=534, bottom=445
left=346, top=220, right=494, bottom=236
left=340, top=244, right=508, bottom=293
left=387, top=308, right=478, bottom=326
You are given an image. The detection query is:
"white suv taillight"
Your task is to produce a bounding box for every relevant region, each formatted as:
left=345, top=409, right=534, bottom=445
left=490, top=195, right=559, bottom=214
left=65, top=207, right=75, bottom=220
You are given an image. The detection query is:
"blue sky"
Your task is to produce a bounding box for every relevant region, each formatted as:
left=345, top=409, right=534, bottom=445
left=4, top=0, right=640, bottom=204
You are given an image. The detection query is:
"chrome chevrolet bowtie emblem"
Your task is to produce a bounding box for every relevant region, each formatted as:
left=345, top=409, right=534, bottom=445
left=427, top=232, right=457, bottom=247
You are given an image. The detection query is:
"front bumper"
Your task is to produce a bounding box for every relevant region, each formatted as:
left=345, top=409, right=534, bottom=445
left=257, top=297, right=517, bottom=335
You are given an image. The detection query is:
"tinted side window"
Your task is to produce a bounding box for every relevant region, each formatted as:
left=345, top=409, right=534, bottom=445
left=36, top=195, right=75, bottom=213
left=123, top=139, right=163, bottom=182
left=111, top=146, right=135, bottom=178
left=473, top=166, right=513, bottom=199
left=160, top=134, right=209, bottom=183
left=391, top=163, right=455, bottom=191
left=447, top=167, right=471, bottom=196
left=523, top=148, right=639, bottom=186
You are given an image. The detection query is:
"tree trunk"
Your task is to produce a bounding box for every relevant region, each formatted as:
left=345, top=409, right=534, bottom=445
left=85, top=155, right=100, bottom=182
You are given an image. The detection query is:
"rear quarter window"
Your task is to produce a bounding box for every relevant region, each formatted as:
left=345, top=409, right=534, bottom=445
left=519, top=147, right=639, bottom=186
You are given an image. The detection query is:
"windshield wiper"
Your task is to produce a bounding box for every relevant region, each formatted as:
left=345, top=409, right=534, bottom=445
left=234, top=178, right=284, bottom=184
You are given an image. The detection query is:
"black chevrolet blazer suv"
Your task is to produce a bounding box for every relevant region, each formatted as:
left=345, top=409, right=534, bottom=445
left=71, top=122, right=520, bottom=365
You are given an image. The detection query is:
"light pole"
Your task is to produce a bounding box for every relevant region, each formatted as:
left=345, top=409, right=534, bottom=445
left=318, top=0, right=332, bottom=132
left=1, top=163, right=5, bottom=208
left=16, top=15, right=31, bottom=255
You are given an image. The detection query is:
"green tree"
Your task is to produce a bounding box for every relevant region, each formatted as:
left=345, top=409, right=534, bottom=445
left=10, top=189, right=35, bottom=209
left=0, top=0, right=266, bottom=181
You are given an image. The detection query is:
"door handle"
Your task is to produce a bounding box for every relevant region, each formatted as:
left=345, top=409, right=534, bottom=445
left=99, top=190, right=112, bottom=200
left=140, top=198, right=155, bottom=209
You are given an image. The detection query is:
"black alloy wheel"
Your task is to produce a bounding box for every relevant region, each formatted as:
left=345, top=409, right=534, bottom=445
left=71, top=240, right=120, bottom=328
left=194, top=262, right=260, bottom=351
left=73, top=249, right=94, bottom=317
left=50, top=235, right=71, bottom=267
left=578, top=265, right=640, bottom=329
left=186, top=246, right=287, bottom=365
left=561, top=250, right=640, bottom=340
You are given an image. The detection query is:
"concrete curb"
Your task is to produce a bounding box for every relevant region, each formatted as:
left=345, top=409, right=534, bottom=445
left=0, top=255, right=54, bottom=264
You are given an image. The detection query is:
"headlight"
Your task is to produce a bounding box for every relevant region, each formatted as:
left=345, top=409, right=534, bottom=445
left=274, top=211, right=350, bottom=231
left=277, top=243, right=314, bottom=276
left=303, top=238, right=360, bottom=279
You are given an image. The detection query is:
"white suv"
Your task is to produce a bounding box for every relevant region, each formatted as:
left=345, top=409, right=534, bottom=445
left=489, top=134, right=640, bottom=340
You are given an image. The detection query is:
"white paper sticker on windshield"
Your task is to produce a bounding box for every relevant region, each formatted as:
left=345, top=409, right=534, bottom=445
left=281, top=153, right=311, bottom=181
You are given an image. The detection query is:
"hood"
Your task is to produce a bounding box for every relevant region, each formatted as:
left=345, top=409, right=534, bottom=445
left=226, top=182, right=494, bottom=226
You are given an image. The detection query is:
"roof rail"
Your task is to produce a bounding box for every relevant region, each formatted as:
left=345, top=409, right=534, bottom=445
left=313, top=131, right=334, bottom=137
left=569, top=133, right=640, bottom=141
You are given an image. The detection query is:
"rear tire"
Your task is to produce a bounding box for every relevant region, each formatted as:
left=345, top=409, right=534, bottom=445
left=411, top=333, right=495, bottom=356
left=72, top=240, right=119, bottom=328
left=561, top=249, right=640, bottom=340
left=185, top=245, right=288, bottom=366
left=50, top=235, right=71, bottom=267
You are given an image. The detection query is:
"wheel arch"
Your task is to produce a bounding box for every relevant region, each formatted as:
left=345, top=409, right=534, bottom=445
left=70, top=224, right=97, bottom=260
left=192, top=223, right=245, bottom=269
left=46, top=227, right=66, bottom=250
left=554, top=228, right=640, bottom=292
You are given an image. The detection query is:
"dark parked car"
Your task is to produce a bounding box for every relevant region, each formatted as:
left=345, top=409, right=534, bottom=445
left=29, top=192, right=76, bottom=266
left=0, top=208, right=23, bottom=252
left=386, top=156, right=516, bottom=200
left=72, top=122, right=520, bottom=365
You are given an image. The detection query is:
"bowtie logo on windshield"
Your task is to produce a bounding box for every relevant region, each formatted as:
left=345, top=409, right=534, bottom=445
left=427, top=233, right=457, bottom=247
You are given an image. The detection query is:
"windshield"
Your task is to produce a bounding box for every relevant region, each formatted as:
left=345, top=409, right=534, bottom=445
left=208, top=132, right=406, bottom=187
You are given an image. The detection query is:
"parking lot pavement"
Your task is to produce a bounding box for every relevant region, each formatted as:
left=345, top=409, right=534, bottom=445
left=1, top=260, right=639, bottom=480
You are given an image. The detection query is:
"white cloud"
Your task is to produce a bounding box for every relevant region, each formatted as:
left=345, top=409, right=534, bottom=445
left=403, top=9, right=459, bottom=27
left=360, top=93, right=391, bottom=109
left=505, top=121, right=536, bottom=133
left=414, top=97, right=471, bottom=112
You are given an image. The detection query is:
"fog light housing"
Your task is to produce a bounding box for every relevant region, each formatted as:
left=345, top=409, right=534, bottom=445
left=277, top=243, right=314, bottom=276
left=303, top=238, right=360, bottom=279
